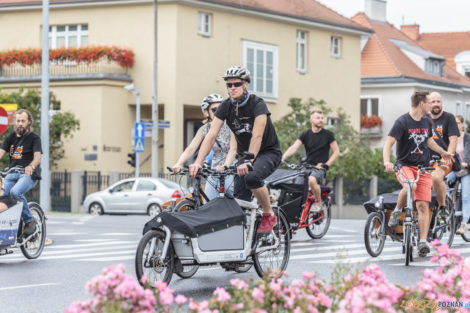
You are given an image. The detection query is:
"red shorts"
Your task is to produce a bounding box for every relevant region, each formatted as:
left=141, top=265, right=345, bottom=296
left=395, top=166, right=432, bottom=202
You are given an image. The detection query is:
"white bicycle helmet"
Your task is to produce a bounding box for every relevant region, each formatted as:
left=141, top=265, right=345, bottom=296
left=223, top=66, right=251, bottom=83
left=201, top=93, right=224, bottom=113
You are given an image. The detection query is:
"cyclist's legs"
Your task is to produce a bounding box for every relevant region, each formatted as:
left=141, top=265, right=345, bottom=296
left=308, top=168, right=325, bottom=203
left=461, top=174, right=470, bottom=223
left=415, top=171, right=432, bottom=240
left=204, top=175, right=220, bottom=201
left=432, top=166, right=450, bottom=207
left=395, top=166, right=418, bottom=210
left=8, top=174, right=37, bottom=223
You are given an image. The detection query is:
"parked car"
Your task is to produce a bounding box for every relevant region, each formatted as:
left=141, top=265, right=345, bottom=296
left=83, top=177, right=185, bottom=216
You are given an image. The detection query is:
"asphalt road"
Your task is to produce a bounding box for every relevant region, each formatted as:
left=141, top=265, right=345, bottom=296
left=1, top=213, right=469, bottom=313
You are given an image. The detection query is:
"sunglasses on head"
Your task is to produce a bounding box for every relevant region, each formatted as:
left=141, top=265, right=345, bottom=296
left=226, top=82, right=244, bottom=88
left=210, top=107, right=218, bottom=113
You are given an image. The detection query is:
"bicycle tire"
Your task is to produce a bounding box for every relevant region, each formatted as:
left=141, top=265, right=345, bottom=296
left=305, top=200, right=331, bottom=239
left=172, top=200, right=200, bottom=279
left=364, top=212, right=385, bottom=257
left=20, top=203, right=46, bottom=259
left=404, top=225, right=412, bottom=266
left=433, top=197, right=455, bottom=247
left=135, top=230, right=174, bottom=285
left=253, top=210, right=290, bottom=279
left=462, top=231, right=470, bottom=242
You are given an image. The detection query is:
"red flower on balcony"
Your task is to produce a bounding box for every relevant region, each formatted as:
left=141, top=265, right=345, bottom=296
left=0, top=46, right=134, bottom=68
left=360, top=115, right=383, bottom=129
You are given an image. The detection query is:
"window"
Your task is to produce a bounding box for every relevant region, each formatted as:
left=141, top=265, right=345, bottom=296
left=49, top=24, right=88, bottom=49
left=111, top=180, right=134, bottom=193
left=327, top=117, right=338, bottom=127
left=243, top=40, right=279, bottom=99
left=464, top=66, right=470, bottom=78
left=360, top=97, right=380, bottom=116
left=331, top=36, right=341, bottom=58
left=425, top=58, right=443, bottom=76
left=198, top=12, right=211, bottom=36
left=466, top=103, right=470, bottom=122
left=456, top=101, right=463, bottom=115
left=296, top=30, right=307, bottom=72
left=136, top=180, right=156, bottom=191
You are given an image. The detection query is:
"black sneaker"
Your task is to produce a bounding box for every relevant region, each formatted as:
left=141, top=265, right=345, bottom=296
left=388, top=209, right=401, bottom=227
left=418, top=241, right=430, bottom=257
left=23, top=218, right=37, bottom=236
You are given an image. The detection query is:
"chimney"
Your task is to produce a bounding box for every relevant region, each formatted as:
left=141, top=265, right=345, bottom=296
left=401, top=24, right=420, bottom=41
left=365, top=0, right=387, bottom=22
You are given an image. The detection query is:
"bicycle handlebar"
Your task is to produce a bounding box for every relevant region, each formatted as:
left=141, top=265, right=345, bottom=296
left=395, top=165, right=435, bottom=184
left=281, top=161, right=317, bottom=171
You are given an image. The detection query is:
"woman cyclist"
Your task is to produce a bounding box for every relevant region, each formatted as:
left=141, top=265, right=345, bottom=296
left=446, top=114, right=470, bottom=235
left=172, top=94, right=237, bottom=199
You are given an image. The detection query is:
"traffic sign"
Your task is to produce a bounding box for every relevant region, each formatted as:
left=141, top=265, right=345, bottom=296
left=0, top=106, right=9, bottom=134
left=134, top=137, right=145, bottom=153
left=158, top=120, right=170, bottom=129
left=134, top=122, right=145, bottom=138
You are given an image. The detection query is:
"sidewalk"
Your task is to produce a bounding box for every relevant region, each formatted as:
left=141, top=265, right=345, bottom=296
left=331, top=204, right=368, bottom=220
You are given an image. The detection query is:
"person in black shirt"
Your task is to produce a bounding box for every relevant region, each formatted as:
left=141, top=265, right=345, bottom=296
left=429, top=92, right=459, bottom=214
left=281, top=109, right=340, bottom=211
left=189, top=66, right=281, bottom=233
left=0, top=109, right=42, bottom=236
left=383, top=91, right=453, bottom=257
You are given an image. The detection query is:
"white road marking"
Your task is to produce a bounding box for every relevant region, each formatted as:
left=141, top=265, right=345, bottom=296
left=0, top=283, right=59, bottom=291
left=100, top=233, right=137, bottom=236
left=47, top=240, right=137, bottom=249
left=78, top=255, right=136, bottom=262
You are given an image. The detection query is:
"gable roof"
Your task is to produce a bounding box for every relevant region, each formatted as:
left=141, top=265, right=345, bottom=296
left=0, top=0, right=371, bottom=34
left=352, top=12, right=470, bottom=88
left=418, top=32, right=470, bottom=69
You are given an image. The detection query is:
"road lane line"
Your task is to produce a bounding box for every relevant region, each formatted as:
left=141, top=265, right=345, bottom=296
left=47, top=240, right=137, bottom=249
left=0, top=283, right=59, bottom=291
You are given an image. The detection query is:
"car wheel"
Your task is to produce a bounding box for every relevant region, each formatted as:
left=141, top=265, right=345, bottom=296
left=147, top=203, right=162, bottom=217
left=89, top=202, right=104, bottom=215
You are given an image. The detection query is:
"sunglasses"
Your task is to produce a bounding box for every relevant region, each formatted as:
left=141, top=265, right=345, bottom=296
left=211, top=107, right=218, bottom=113
left=226, top=82, right=244, bottom=88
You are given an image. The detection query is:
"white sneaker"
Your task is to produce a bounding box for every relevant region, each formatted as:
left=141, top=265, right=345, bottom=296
left=388, top=209, right=401, bottom=227
left=457, top=222, right=467, bottom=235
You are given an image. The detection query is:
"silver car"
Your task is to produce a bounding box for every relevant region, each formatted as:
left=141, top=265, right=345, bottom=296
left=83, top=177, right=184, bottom=216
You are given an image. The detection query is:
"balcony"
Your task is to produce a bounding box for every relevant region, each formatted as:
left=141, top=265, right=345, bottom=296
left=360, top=126, right=383, bottom=138
left=0, top=46, right=133, bottom=83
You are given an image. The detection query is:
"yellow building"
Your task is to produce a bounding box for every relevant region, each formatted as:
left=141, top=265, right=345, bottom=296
left=0, top=0, right=370, bottom=173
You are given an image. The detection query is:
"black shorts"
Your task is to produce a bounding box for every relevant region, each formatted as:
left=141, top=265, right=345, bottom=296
left=234, top=150, right=281, bottom=201
left=309, top=168, right=326, bottom=185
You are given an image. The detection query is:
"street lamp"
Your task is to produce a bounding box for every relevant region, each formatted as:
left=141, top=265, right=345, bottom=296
left=124, top=83, right=141, bottom=177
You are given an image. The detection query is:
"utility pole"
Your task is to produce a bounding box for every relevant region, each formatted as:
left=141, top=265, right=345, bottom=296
left=151, top=0, right=159, bottom=178
left=135, top=87, right=141, bottom=178
left=40, top=0, right=50, bottom=211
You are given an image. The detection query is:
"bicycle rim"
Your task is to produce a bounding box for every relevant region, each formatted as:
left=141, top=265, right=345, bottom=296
left=306, top=201, right=331, bottom=239
left=364, top=212, right=385, bottom=257
left=404, top=226, right=412, bottom=266
left=20, top=203, right=46, bottom=259
left=135, top=230, right=174, bottom=285
left=253, top=211, right=290, bottom=279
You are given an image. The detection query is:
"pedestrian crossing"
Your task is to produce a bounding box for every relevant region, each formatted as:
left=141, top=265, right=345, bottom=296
left=1, top=229, right=469, bottom=268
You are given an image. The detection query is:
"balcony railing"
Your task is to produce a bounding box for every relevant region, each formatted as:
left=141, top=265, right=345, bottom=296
left=360, top=126, right=383, bottom=138
left=0, top=58, right=130, bottom=81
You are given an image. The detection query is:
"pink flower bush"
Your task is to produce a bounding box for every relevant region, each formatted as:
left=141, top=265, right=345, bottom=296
left=66, top=241, right=470, bottom=313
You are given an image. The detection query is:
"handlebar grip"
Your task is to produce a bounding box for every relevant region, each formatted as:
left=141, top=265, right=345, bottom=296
left=423, top=167, right=435, bottom=171
left=166, top=166, right=173, bottom=173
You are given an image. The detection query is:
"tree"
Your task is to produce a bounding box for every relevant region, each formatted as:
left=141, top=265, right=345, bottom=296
left=0, top=88, right=80, bottom=168
left=274, top=97, right=376, bottom=182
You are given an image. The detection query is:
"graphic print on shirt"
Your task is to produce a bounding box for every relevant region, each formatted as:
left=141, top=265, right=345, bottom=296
left=9, top=145, right=23, bottom=159
left=432, top=124, right=443, bottom=140
left=408, top=128, right=429, bottom=155
left=232, top=117, right=252, bottom=136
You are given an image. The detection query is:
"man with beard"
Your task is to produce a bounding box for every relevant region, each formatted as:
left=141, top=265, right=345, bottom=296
left=0, top=109, right=42, bottom=236
left=429, top=92, right=459, bottom=215
left=281, top=109, right=340, bottom=211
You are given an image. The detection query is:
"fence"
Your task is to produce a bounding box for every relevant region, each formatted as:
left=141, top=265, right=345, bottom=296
left=25, top=170, right=71, bottom=212
left=82, top=171, right=110, bottom=203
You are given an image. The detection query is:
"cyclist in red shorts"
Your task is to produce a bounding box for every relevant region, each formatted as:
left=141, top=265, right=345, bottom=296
left=383, top=91, right=453, bottom=257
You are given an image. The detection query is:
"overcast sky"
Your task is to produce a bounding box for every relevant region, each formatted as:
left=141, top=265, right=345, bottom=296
left=316, top=0, right=470, bottom=33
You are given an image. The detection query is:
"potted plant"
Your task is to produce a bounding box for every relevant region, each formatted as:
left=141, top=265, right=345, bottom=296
left=360, top=114, right=383, bottom=135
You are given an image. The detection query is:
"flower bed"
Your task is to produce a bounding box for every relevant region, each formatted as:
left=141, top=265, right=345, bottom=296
left=0, top=46, right=134, bottom=68
left=65, top=240, right=470, bottom=313
left=360, top=114, right=383, bottom=129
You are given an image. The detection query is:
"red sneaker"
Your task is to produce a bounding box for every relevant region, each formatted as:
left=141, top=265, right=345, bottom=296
left=257, top=213, right=277, bottom=233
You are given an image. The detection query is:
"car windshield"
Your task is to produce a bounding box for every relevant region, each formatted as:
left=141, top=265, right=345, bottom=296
left=159, top=178, right=180, bottom=189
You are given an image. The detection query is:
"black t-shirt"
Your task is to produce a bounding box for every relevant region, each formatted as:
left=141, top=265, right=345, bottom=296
left=215, top=94, right=280, bottom=155
left=299, top=129, right=335, bottom=165
left=430, top=111, right=459, bottom=157
left=1, top=131, right=42, bottom=168
left=389, top=113, right=433, bottom=166
left=0, top=195, right=17, bottom=208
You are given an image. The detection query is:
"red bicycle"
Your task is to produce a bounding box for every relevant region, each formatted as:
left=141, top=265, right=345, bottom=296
left=266, top=162, right=332, bottom=239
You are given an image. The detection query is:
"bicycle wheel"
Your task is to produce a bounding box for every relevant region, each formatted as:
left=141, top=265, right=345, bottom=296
left=172, top=200, right=199, bottom=279
left=253, top=210, right=290, bottom=279
left=404, top=225, right=412, bottom=266
left=364, top=212, right=385, bottom=257
left=305, top=200, right=331, bottom=239
left=433, top=198, right=455, bottom=247
left=21, top=203, right=46, bottom=259
left=135, top=230, right=174, bottom=285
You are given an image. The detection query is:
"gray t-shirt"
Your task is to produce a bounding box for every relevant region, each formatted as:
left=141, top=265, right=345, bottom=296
left=200, top=122, right=231, bottom=168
